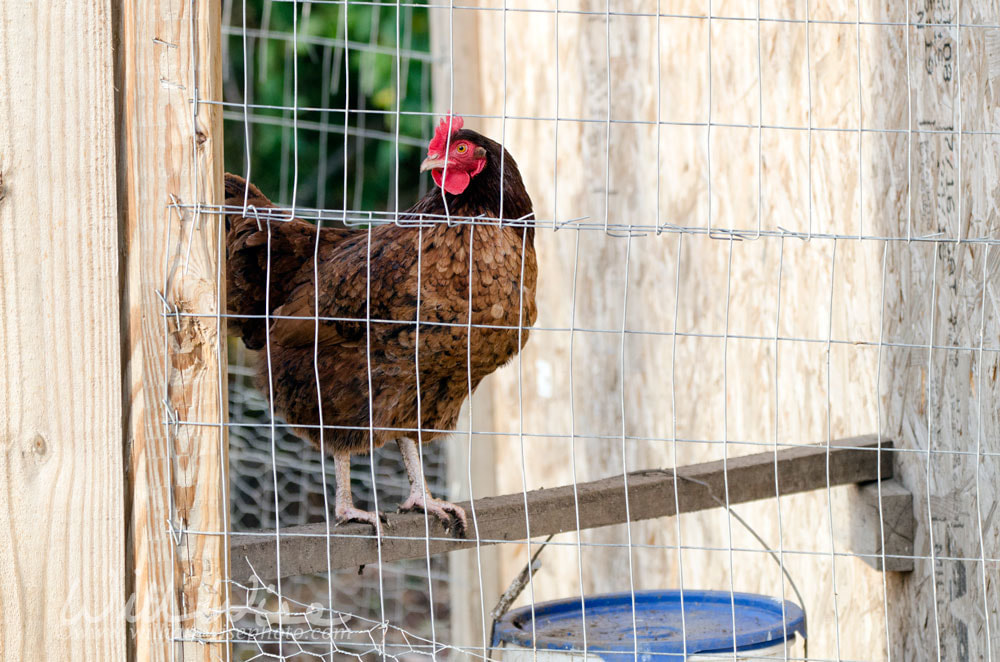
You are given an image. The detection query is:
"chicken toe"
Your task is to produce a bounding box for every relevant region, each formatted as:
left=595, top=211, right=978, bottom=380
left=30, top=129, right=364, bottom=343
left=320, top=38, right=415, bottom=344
left=335, top=503, right=389, bottom=532
left=397, top=437, right=468, bottom=537
left=398, top=491, right=467, bottom=538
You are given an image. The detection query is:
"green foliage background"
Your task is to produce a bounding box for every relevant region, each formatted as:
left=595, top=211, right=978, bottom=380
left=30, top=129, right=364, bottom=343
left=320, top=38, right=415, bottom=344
left=223, top=0, right=433, bottom=211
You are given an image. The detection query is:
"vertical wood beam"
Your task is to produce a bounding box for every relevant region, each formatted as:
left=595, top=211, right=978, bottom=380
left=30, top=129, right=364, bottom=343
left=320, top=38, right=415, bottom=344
left=0, top=1, right=126, bottom=660
left=119, top=0, right=228, bottom=660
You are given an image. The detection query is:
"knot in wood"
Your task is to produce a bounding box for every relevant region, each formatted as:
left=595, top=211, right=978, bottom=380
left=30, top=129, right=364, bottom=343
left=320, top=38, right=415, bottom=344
left=27, top=433, right=48, bottom=460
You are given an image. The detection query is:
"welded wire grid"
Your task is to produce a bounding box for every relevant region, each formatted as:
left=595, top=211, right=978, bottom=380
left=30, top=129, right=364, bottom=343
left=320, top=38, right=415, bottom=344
left=161, top=0, right=1000, bottom=660
left=218, top=1, right=451, bottom=659
left=228, top=363, right=452, bottom=660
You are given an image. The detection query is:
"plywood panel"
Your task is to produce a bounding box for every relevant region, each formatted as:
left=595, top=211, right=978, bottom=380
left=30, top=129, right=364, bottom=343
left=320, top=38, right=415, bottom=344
left=481, top=1, right=955, bottom=659
left=443, top=1, right=1000, bottom=657
left=875, top=2, right=1000, bottom=657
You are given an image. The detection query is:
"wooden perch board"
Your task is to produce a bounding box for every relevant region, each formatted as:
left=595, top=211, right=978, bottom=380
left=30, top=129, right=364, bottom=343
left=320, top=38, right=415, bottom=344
left=231, top=435, right=892, bottom=582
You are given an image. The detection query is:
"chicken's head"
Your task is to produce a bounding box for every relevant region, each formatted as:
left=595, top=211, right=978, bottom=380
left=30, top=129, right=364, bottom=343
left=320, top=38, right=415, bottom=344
left=420, top=115, right=488, bottom=195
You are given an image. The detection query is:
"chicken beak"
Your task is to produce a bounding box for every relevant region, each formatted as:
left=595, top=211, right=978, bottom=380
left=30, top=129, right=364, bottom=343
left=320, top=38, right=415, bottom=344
left=420, top=156, right=448, bottom=173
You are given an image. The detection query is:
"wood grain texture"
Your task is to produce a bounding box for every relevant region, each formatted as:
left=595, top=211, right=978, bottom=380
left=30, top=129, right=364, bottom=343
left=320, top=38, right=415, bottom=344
left=118, top=0, right=228, bottom=660
left=230, top=436, right=891, bottom=582
left=0, top=1, right=126, bottom=660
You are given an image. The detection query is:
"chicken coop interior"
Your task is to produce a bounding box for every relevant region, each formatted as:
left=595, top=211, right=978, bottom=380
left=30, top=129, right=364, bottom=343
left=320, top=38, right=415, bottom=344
left=3, top=1, right=1000, bottom=661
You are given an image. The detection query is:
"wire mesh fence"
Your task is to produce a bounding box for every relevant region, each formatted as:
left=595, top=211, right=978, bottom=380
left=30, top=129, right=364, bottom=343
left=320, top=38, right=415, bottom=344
left=153, top=1, right=1000, bottom=660
left=221, top=2, right=452, bottom=657
left=228, top=364, right=451, bottom=659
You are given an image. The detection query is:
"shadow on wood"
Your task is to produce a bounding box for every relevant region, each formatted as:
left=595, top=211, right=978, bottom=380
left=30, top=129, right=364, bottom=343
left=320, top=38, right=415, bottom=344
left=231, top=435, right=893, bottom=582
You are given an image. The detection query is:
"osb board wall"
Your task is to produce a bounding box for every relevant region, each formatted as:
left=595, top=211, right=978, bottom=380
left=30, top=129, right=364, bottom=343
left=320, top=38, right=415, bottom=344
left=450, top=0, right=999, bottom=657
left=876, top=1, right=1000, bottom=658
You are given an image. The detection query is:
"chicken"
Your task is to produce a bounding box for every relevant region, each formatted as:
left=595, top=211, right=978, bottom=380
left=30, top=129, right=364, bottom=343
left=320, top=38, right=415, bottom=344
left=225, top=116, right=537, bottom=537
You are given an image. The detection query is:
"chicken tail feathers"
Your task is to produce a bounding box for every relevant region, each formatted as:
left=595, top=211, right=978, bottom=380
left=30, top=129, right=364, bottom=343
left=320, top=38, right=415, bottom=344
left=224, top=173, right=272, bottom=232
left=225, top=172, right=266, bottom=199
left=224, top=173, right=284, bottom=349
left=223, top=172, right=352, bottom=351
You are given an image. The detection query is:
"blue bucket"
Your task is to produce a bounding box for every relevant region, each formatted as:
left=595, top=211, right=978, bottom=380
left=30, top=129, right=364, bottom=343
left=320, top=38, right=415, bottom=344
left=491, top=590, right=806, bottom=661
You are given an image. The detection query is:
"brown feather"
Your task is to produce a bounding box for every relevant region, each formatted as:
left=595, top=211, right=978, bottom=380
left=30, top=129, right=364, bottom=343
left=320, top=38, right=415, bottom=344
left=225, top=130, right=537, bottom=455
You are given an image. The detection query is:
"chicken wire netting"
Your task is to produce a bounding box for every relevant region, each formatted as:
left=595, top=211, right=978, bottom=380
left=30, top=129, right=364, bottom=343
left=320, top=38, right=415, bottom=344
left=159, top=0, right=1000, bottom=660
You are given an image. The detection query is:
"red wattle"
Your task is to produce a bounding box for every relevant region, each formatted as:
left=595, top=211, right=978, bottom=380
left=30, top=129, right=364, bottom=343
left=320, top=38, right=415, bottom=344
left=432, top=168, right=472, bottom=195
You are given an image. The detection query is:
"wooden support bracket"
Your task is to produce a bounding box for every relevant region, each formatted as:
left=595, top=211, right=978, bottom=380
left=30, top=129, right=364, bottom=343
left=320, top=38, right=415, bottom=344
left=843, top=479, right=915, bottom=572
left=230, top=435, right=894, bottom=582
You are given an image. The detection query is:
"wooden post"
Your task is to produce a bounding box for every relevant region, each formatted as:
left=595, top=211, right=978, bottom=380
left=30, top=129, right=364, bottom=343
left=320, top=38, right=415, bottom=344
left=0, top=2, right=126, bottom=660
left=119, top=0, right=228, bottom=660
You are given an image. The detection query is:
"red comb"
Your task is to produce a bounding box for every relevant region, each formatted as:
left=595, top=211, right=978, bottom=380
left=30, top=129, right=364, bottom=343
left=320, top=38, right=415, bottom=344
left=428, top=115, right=464, bottom=156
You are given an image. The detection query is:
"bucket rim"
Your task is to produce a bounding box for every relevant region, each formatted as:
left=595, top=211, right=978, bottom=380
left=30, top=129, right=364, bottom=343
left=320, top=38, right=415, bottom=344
left=491, top=589, right=806, bottom=656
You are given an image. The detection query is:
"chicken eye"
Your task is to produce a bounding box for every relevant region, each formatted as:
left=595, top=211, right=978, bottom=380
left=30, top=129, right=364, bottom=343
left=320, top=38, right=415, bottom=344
left=456, top=143, right=468, bottom=154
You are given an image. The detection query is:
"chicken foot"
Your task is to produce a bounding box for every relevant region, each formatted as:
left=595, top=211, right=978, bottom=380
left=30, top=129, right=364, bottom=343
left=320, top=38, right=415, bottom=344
left=397, top=438, right=468, bottom=537
left=334, top=451, right=388, bottom=533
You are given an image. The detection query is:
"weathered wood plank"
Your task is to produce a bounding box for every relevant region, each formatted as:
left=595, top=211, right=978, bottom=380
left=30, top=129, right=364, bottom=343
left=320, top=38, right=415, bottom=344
left=0, top=2, right=126, bottom=660
left=231, top=435, right=892, bottom=582
left=119, top=0, right=227, bottom=660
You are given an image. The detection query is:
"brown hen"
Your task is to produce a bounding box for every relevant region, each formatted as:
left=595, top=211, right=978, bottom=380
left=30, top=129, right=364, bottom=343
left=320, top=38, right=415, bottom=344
left=225, top=117, right=536, bottom=536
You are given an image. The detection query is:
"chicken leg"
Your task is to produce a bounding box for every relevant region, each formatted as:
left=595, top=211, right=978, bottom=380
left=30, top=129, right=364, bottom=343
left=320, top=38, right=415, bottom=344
left=334, top=451, right=387, bottom=532
left=397, top=438, right=468, bottom=537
